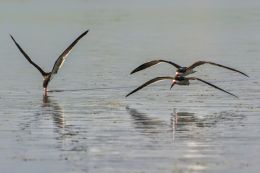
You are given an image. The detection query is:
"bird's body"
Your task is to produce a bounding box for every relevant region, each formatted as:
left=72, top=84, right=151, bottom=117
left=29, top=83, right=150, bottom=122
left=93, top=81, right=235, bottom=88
left=178, top=67, right=196, bottom=76
left=126, top=75, right=238, bottom=98
left=43, top=73, right=52, bottom=95
left=130, top=59, right=248, bottom=77
left=10, top=30, right=89, bottom=96
left=173, top=75, right=190, bottom=85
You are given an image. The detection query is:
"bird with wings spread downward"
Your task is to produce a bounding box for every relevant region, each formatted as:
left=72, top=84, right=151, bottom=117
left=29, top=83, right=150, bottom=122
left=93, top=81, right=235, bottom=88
left=127, top=59, right=248, bottom=98
left=130, top=59, right=248, bottom=77
left=126, top=75, right=238, bottom=98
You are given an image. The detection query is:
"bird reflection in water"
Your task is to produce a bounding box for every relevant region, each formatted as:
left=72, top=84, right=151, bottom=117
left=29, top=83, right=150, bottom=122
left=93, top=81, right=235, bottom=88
left=43, top=96, right=86, bottom=153
left=43, top=96, right=79, bottom=141
left=42, top=96, right=65, bottom=130
left=172, top=108, right=245, bottom=131
left=171, top=108, right=197, bottom=130
left=126, top=106, right=245, bottom=172
left=126, top=106, right=175, bottom=142
left=19, top=96, right=74, bottom=146
left=171, top=108, right=241, bottom=132
left=20, top=96, right=66, bottom=133
left=126, top=106, right=207, bottom=142
left=43, top=96, right=81, bottom=144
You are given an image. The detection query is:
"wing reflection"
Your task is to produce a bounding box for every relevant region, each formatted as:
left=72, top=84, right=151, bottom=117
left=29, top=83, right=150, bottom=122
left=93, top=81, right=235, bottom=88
left=171, top=109, right=245, bottom=131
left=48, top=86, right=134, bottom=93
left=126, top=106, right=245, bottom=173
left=19, top=96, right=74, bottom=142
left=126, top=106, right=174, bottom=142
left=171, top=109, right=197, bottom=132
left=42, top=96, right=65, bottom=129
left=43, top=96, right=86, bottom=152
left=126, top=106, right=203, bottom=142
left=126, top=106, right=244, bottom=141
left=19, top=96, right=66, bottom=134
left=126, top=106, right=167, bottom=129
left=42, top=96, right=77, bottom=141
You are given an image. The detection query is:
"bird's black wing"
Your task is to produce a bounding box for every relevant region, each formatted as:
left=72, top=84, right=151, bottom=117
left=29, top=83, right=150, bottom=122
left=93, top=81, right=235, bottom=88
left=50, top=30, right=89, bottom=75
left=187, top=61, right=248, bottom=77
left=10, top=35, right=47, bottom=76
left=130, top=60, right=181, bottom=74
left=126, top=76, right=174, bottom=97
left=188, top=77, right=238, bottom=98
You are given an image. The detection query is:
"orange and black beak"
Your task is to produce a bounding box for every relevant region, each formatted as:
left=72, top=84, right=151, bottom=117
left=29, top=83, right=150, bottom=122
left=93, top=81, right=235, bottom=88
left=170, top=80, right=176, bottom=90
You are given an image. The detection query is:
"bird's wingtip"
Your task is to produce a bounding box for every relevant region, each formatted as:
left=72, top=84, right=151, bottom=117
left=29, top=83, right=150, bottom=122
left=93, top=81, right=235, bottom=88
left=130, top=69, right=138, bottom=74
left=9, top=34, right=16, bottom=42
left=81, top=30, right=89, bottom=36
left=125, top=93, right=131, bottom=97
left=231, top=93, right=239, bottom=98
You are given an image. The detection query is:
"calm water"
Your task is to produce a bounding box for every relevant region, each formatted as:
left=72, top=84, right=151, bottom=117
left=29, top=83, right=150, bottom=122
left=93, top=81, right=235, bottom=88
left=0, top=0, right=260, bottom=172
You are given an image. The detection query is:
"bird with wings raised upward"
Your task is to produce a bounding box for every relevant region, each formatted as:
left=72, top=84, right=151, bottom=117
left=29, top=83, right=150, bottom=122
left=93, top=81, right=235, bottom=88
left=10, top=30, right=89, bottom=96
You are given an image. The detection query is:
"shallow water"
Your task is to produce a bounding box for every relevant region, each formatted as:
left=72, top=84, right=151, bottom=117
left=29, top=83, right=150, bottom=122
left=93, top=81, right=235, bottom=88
left=0, top=0, right=260, bottom=172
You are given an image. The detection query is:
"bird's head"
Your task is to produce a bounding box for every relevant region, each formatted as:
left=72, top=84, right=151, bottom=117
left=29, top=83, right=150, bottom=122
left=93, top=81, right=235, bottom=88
left=43, top=79, right=49, bottom=88
left=177, top=67, right=186, bottom=73
left=175, top=71, right=183, bottom=76
left=176, top=67, right=187, bottom=76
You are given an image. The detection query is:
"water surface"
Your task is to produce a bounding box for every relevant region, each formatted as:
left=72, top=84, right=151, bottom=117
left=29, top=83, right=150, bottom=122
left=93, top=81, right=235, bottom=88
left=0, top=0, right=260, bottom=172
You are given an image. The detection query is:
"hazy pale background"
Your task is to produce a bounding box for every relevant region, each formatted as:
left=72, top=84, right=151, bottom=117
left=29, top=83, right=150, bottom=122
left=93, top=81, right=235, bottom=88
left=0, top=0, right=259, bottom=173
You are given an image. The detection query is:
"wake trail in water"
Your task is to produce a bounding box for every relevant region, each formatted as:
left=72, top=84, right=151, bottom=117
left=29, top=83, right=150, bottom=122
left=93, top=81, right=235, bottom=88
left=48, top=85, right=137, bottom=93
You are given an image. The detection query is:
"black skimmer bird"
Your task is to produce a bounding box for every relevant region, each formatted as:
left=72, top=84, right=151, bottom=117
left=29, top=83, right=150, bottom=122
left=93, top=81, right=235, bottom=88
left=10, top=30, right=89, bottom=96
left=130, top=60, right=249, bottom=77
left=126, top=75, right=238, bottom=98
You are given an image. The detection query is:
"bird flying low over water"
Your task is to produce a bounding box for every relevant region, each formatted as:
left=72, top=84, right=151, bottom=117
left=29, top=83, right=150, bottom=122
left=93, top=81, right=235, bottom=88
left=126, top=75, right=238, bottom=98
left=130, top=59, right=249, bottom=77
left=10, top=30, right=89, bottom=96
